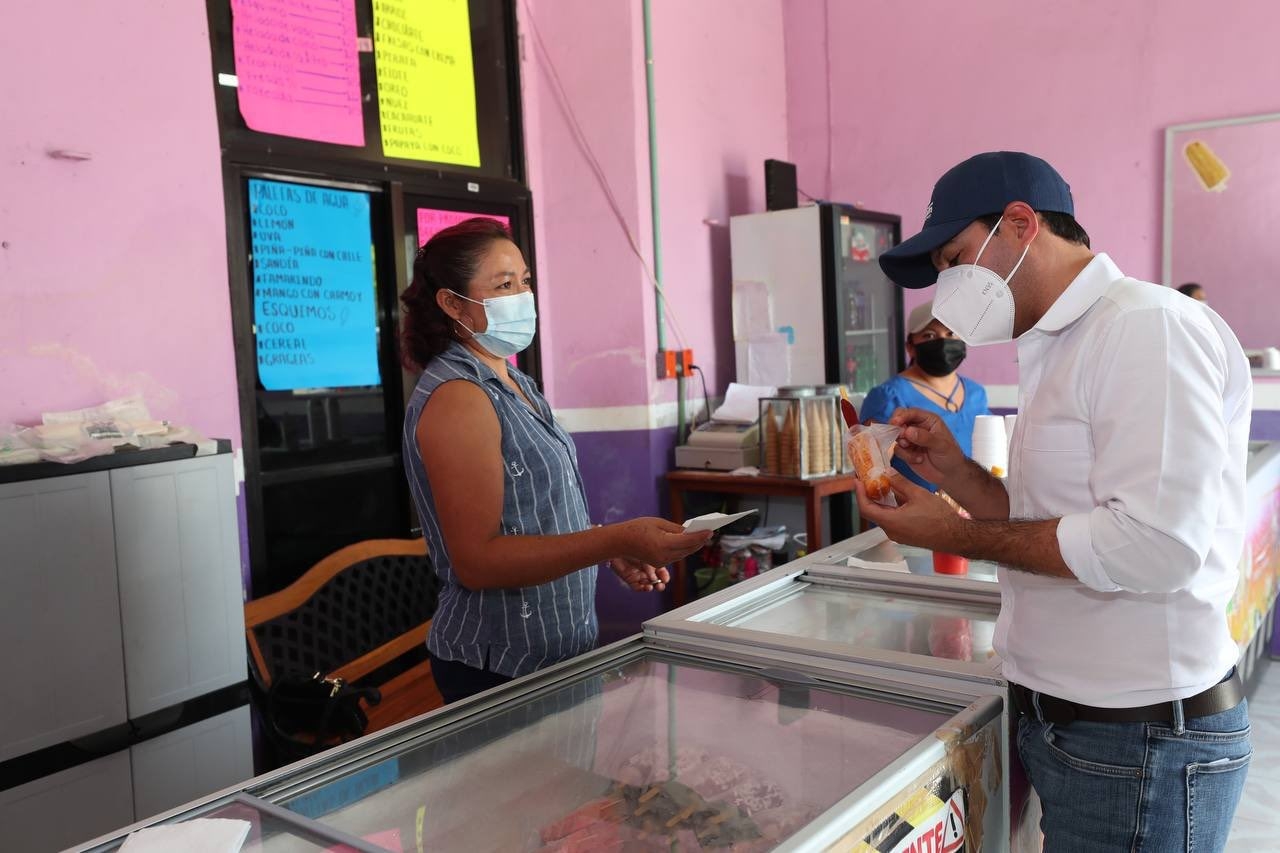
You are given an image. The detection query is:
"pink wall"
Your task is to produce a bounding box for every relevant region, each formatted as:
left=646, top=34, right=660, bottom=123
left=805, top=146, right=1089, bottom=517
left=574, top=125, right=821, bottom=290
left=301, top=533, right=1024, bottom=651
left=0, top=0, right=786, bottom=435
left=0, top=2, right=238, bottom=442
left=783, top=0, right=1280, bottom=386
left=519, top=0, right=789, bottom=634
left=520, top=0, right=657, bottom=412
left=5, top=2, right=1274, bottom=425
left=1169, top=119, right=1280, bottom=349
left=521, top=0, right=789, bottom=412
left=652, top=0, right=790, bottom=400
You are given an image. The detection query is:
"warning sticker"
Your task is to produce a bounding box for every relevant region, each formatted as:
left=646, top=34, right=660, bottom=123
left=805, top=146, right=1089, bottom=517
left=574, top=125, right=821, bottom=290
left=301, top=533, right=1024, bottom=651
left=888, top=789, right=966, bottom=853
left=836, top=712, right=1001, bottom=853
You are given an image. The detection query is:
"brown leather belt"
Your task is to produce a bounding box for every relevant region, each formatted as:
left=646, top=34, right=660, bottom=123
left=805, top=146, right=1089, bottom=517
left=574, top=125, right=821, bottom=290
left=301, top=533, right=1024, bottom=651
left=1010, top=670, right=1243, bottom=725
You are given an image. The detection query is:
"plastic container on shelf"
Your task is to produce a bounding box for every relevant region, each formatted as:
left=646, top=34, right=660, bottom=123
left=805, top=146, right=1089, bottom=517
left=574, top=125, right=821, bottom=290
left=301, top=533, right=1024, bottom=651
left=758, top=388, right=840, bottom=479
left=816, top=384, right=854, bottom=473
left=971, top=415, right=1008, bottom=477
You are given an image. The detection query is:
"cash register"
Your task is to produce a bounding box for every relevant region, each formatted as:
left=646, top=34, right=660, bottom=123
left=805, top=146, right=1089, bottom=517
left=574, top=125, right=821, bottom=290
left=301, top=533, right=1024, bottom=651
left=674, top=383, right=773, bottom=471
left=674, top=420, right=759, bottom=471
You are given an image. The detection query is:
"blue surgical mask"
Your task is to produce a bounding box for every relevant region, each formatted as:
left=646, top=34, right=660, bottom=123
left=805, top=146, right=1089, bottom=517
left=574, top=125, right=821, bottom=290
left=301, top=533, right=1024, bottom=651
left=451, top=290, right=537, bottom=358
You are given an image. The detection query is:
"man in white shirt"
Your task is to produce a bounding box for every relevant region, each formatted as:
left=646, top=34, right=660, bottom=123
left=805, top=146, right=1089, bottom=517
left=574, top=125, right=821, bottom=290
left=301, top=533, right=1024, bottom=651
left=864, top=152, right=1251, bottom=852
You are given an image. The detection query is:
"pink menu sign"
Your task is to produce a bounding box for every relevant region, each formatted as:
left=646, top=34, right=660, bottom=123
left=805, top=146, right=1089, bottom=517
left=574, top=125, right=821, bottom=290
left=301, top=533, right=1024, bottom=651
left=231, top=0, right=364, bottom=146
left=417, top=208, right=511, bottom=247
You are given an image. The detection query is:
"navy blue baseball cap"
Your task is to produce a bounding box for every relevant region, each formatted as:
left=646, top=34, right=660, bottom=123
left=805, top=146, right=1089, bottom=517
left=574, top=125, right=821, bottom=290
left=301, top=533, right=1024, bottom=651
left=880, top=152, right=1075, bottom=288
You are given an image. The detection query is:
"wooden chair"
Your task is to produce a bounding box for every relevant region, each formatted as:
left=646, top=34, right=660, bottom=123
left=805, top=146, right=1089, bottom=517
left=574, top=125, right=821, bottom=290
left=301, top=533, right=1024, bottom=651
left=244, top=538, right=445, bottom=739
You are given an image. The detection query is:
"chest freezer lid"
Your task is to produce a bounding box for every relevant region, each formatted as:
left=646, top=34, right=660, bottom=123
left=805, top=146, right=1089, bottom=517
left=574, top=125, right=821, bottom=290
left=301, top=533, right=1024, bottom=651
left=218, top=642, right=997, bottom=853
left=647, top=548, right=1004, bottom=684
left=797, top=528, right=1001, bottom=595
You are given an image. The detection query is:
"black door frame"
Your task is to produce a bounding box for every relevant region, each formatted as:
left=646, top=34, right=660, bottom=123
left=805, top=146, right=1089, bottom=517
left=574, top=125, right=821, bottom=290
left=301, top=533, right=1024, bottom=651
left=205, top=1, right=539, bottom=589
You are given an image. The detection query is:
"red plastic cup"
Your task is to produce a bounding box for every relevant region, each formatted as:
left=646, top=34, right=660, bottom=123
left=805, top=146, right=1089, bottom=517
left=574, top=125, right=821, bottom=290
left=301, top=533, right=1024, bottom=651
left=933, top=552, right=969, bottom=576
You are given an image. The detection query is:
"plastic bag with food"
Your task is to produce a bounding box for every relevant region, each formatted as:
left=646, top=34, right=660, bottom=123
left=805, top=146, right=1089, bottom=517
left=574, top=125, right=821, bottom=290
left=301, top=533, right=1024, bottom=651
left=928, top=616, right=974, bottom=661
left=844, top=423, right=901, bottom=506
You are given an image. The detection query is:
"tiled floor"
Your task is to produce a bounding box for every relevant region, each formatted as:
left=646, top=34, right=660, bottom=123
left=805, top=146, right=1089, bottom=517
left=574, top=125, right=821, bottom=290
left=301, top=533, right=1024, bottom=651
left=1228, top=660, right=1280, bottom=849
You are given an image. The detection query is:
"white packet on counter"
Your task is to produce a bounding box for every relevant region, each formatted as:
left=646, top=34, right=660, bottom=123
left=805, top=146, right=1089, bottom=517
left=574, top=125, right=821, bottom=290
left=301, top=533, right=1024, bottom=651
left=844, top=423, right=901, bottom=507
left=119, top=818, right=250, bottom=853
left=42, top=395, right=151, bottom=425
left=31, top=395, right=154, bottom=460
left=0, top=424, right=41, bottom=466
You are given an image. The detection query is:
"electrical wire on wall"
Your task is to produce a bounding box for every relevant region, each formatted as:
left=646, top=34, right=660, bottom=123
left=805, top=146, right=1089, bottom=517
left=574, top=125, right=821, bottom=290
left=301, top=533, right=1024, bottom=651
left=519, top=0, right=692, bottom=353
left=690, top=364, right=712, bottom=429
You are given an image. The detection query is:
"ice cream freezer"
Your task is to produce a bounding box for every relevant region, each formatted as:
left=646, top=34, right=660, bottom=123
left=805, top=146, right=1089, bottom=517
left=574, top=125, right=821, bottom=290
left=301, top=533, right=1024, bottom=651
left=645, top=528, right=1043, bottom=851
left=647, top=533, right=1003, bottom=687
left=807, top=453, right=1280, bottom=690
left=73, top=636, right=1006, bottom=852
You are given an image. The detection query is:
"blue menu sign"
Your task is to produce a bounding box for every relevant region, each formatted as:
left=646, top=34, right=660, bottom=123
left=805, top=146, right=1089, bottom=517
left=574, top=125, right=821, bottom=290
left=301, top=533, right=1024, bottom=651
left=249, top=178, right=381, bottom=391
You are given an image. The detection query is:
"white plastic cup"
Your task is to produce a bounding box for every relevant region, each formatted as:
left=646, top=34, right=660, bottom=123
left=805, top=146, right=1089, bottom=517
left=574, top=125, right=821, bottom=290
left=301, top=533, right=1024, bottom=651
left=972, top=450, right=1008, bottom=474
left=1003, top=415, right=1018, bottom=473
left=970, top=620, right=996, bottom=661
left=971, top=443, right=1008, bottom=459
left=971, top=415, right=1008, bottom=472
left=973, top=414, right=1007, bottom=442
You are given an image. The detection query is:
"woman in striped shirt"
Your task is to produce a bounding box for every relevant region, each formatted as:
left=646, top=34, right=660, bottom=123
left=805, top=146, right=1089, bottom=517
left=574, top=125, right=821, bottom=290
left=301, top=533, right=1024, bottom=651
left=400, top=218, right=711, bottom=703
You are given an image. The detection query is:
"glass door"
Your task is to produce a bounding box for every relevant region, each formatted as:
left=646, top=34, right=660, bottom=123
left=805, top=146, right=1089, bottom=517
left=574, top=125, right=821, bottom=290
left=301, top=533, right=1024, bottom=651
left=824, top=207, right=902, bottom=393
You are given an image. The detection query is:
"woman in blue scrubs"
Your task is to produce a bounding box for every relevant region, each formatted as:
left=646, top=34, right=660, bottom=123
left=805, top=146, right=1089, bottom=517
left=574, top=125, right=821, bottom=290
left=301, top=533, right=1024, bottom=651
left=859, top=301, right=989, bottom=493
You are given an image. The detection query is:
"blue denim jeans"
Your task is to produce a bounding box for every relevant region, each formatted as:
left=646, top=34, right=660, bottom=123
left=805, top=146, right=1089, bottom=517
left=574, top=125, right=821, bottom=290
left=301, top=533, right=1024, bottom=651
left=1017, top=699, right=1251, bottom=852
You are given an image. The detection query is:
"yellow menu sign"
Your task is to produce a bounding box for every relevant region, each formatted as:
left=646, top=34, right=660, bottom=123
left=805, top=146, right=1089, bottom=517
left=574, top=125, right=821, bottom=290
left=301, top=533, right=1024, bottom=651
left=373, top=0, right=480, bottom=167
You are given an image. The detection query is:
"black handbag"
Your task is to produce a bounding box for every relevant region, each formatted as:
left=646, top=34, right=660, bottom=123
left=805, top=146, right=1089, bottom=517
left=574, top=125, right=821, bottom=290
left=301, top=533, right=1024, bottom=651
left=266, top=672, right=382, bottom=760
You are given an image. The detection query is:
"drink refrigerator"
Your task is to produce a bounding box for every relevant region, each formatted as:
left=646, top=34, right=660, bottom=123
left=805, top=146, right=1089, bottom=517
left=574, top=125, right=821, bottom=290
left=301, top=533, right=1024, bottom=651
left=729, top=204, right=904, bottom=393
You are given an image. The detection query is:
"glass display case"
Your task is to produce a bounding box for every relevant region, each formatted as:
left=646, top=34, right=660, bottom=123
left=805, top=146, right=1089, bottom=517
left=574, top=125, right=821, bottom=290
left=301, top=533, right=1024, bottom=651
left=804, top=528, right=1002, bottom=598
left=833, top=211, right=902, bottom=395
left=758, top=391, right=840, bottom=479
left=649, top=531, right=1003, bottom=685
left=74, top=639, right=1004, bottom=853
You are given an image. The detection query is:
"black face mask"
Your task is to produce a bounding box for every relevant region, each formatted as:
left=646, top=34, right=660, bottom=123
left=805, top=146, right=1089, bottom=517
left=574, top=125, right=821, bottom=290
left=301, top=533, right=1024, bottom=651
left=913, top=338, right=967, bottom=377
